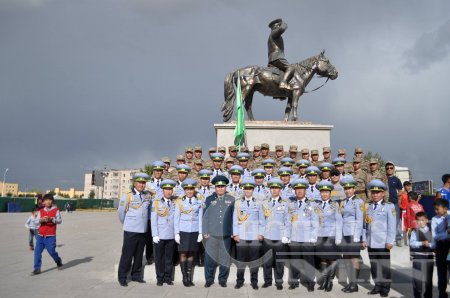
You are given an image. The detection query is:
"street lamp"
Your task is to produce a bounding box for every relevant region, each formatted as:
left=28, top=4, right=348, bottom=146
left=2, top=168, right=9, bottom=197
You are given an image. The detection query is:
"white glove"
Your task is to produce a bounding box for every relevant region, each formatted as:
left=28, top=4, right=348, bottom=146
left=153, top=236, right=160, bottom=244
left=353, top=237, right=360, bottom=243
left=175, top=234, right=180, bottom=244
left=310, top=239, right=317, bottom=245
left=335, top=239, right=341, bottom=245
left=281, top=237, right=289, bottom=244
left=197, top=234, right=203, bottom=242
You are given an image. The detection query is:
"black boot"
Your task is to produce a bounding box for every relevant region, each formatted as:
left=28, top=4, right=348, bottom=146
left=344, top=268, right=359, bottom=293
left=180, top=262, right=189, bottom=287
left=317, top=263, right=328, bottom=290
left=341, top=260, right=352, bottom=292
left=187, top=260, right=195, bottom=287
left=325, top=262, right=337, bottom=292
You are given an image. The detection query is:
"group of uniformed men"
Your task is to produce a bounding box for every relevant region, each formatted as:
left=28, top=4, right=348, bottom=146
left=117, top=144, right=396, bottom=297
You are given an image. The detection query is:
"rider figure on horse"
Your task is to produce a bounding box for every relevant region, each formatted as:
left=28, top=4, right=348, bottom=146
left=268, top=18, right=301, bottom=90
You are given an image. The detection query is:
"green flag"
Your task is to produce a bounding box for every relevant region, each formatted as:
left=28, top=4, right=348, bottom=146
left=234, top=71, right=245, bottom=150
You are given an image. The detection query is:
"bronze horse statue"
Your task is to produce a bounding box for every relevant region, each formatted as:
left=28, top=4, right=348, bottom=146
left=222, top=50, right=338, bottom=122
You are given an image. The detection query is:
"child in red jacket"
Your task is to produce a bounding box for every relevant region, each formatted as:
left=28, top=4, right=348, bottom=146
left=405, top=191, right=424, bottom=235
left=31, top=193, right=63, bottom=275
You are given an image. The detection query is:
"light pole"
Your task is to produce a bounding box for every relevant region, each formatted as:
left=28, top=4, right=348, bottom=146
left=2, top=168, right=9, bottom=197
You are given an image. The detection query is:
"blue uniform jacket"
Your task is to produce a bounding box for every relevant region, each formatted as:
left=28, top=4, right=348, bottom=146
left=232, top=198, right=265, bottom=240
left=174, top=194, right=203, bottom=234
left=118, top=190, right=151, bottom=233
left=150, top=196, right=176, bottom=240
left=289, top=198, right=319, bottom=243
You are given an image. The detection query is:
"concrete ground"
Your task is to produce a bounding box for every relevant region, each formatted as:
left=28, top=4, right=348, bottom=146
left=0, top=211, right=444, bottom=298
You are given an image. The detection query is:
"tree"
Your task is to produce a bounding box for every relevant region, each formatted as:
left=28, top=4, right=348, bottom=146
left=143, top=164, right=153, bottom=177
left=6, top=192, right=13, bottom=197
left=88, top=190, right=96, bottom=199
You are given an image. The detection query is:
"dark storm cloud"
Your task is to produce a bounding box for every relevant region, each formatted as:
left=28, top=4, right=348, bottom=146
left=404, top=19, right=450, bottom=72
left=0, top=0, right=449, bottom=191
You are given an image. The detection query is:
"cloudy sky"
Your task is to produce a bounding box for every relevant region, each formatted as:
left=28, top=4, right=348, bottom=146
left=0, top=0, right=449, bottom=191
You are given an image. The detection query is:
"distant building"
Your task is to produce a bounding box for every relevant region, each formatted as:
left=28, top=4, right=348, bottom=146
left=0, top=182, right=19, bottom=196
left=53, top=187, right=84, bottom=198
left=83, top=169, right=140, bottom=200
left=395, top=166, right=412, bottom=184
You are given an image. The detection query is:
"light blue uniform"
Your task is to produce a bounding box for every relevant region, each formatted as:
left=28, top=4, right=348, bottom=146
left=174, top=194, right=203, bottom=234
left=281, top=183, right=294, bottom=200
left=362, top=201, right=396, bottom=248
left=254, top=184, right=270, bottom=202
left=118, top=190, right=152, bottom=233
left=289, top=198, right=319, bottom=242
left=151, top=197, right=176, bottom=240
left=262, top=197, right=292, bottom=240
left=174, top=180, right=186, bottom=197
left=233, top=198, right=265, bottom=240
left=306, top=184, right=322, bottom=201
left=147, top=178, right=163, bottom=199
left=197, top=185, right=214, bottom=198
left=227, top=183, right=243, bottom=199
left=317, top=200, right=343, bottom=241
left=340, top=196, right=364, bottom=241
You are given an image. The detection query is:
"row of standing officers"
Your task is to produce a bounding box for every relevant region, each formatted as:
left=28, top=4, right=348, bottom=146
left=117, top=168, right=395, bottom=297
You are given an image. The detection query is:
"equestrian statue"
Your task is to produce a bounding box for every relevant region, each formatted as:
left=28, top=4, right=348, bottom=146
left=222, top=18, right=338, bottom=122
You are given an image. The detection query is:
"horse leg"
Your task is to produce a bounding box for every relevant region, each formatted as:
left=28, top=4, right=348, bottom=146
left=283, top=97, right=292, bottom=121
left=244, top=90, right=255, bottom=121
left=291, top=90, right=302, bottom=121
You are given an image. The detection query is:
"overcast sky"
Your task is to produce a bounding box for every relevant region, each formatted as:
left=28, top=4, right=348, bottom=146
left=1, top=0, right=449, bottom=191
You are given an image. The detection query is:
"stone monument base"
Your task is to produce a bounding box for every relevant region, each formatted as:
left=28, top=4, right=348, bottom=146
left=214, top=121, right=333, bottom=159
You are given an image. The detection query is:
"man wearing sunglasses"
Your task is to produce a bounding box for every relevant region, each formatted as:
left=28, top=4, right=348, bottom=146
left=385, top=161, right=404, bottom=247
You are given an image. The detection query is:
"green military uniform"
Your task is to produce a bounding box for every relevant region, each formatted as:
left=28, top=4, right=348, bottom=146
left=352, top=157, right=368, bottom=201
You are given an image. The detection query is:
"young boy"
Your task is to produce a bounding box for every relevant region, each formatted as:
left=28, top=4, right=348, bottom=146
left=31, top=193, right=63, bottom=275
left=409, top=212, right=433, bottom=298
left=431, top=199, right=450, bottom=298
left=25, top=208, right=39, bottom=251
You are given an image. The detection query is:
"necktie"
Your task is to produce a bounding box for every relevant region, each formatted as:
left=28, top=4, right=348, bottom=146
left=189, top=198, right=192, bottom=204
left=216, top=170, right=219, bottom=176
left=322, top=202, right=326, bottom=209
left=166, top=200, right=170, bottom=207
left=373, top=203, right=377, bottom=210
left=298, top=201, right=302, bottom=209
left=247, top=200, right=250, bottom=207
left=203, top=188, right=206, bottom=194
left=268, top=175, right=271, bottom=181
left=272, top=200, right=276, bottom=207
left=311, top=186, right=314, bottom=193
left=258, top=186, right=261, bottom=192
left=234, top=186, right=237, bottom=191
left=345, top=198, right=349, bottom=205
left=157, top=180, right=160, bottom=188
left=139, top=194, right=143, bottom=200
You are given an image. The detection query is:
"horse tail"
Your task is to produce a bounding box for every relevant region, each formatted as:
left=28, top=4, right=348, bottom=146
left=222, top=71, right=236, bottom=122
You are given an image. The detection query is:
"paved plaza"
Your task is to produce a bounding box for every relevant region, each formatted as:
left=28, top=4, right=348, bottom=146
left=0, top=211, right=443, bottom=298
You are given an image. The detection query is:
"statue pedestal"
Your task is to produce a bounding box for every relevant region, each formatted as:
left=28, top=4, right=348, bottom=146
left=214, top=121, right=333, bottom=159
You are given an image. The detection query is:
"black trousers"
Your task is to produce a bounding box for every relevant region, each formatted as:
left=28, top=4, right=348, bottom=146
left=154, top=239, right=175, bottom=282
left=262, top=239, right=287, bottom=285
left=145, top=221, right=153, bottom=262
left=412, top=257, right=434, bottom=298
left=435, top=241, right=449, bottom=297
left=236, top=240, right=261, bottom=285
left=118, top=231, right=146, bottom=282
left=368, top=247, right=391, bottom=294
left=288, top=242, right=315, bottom=286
